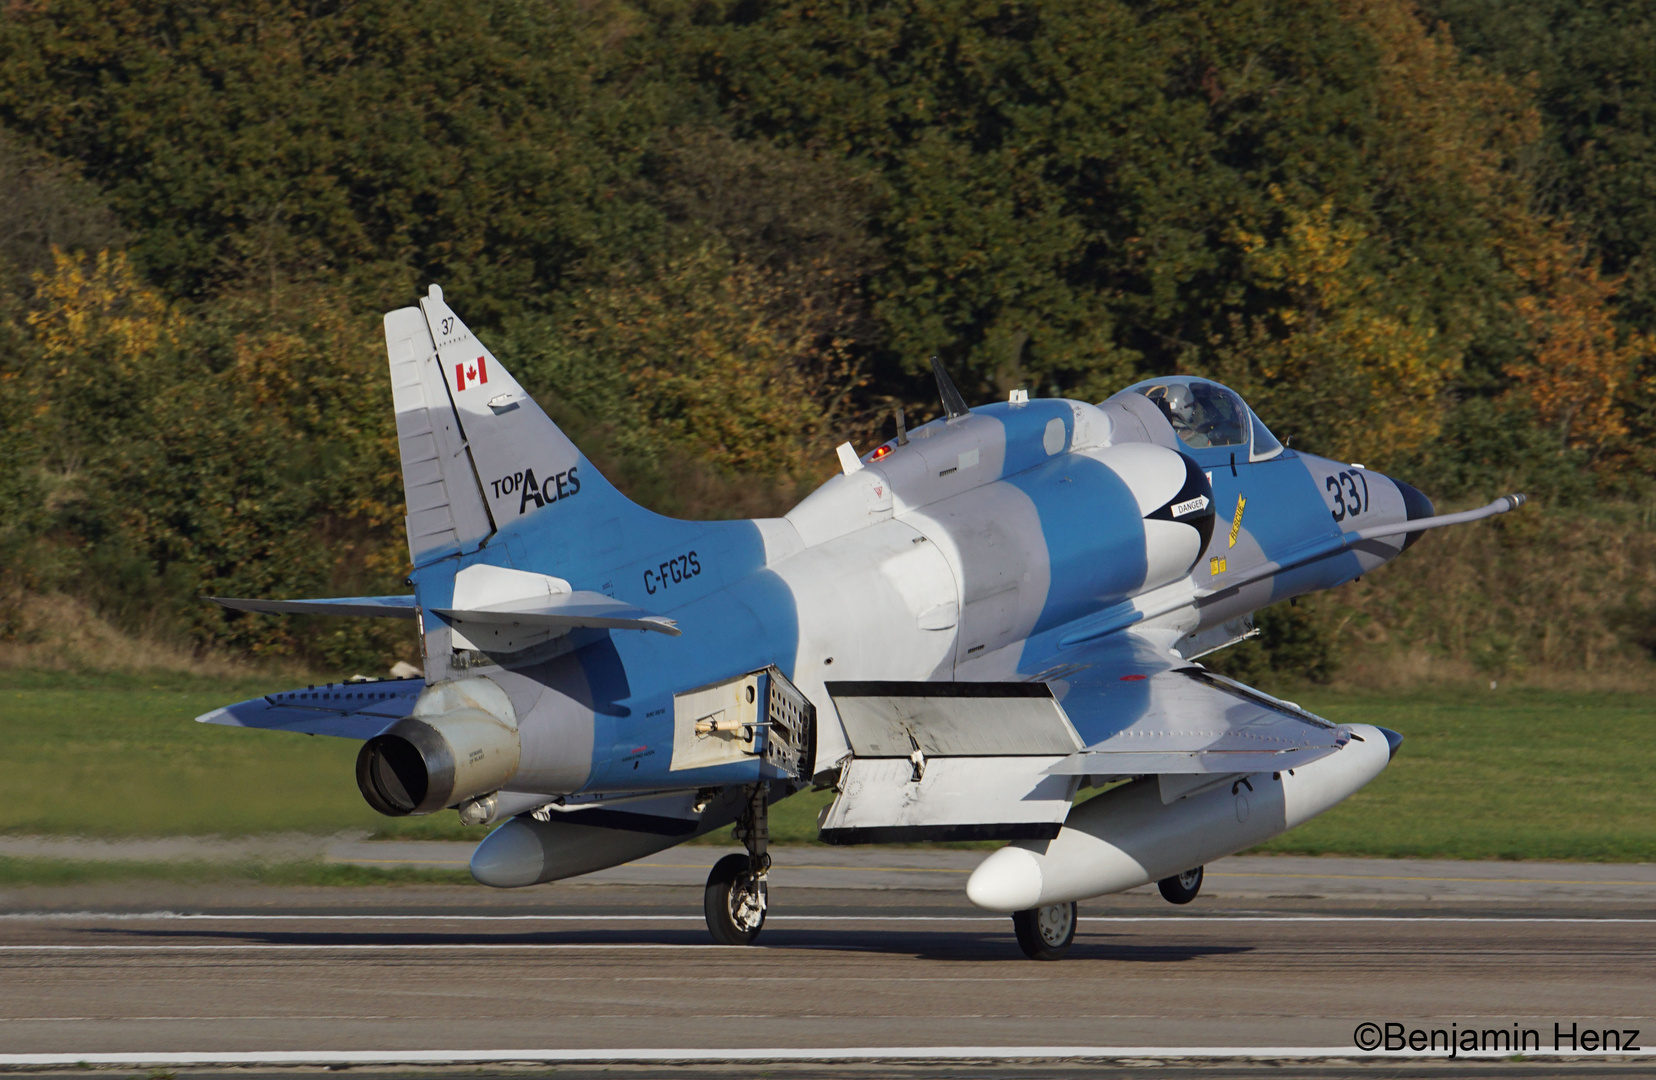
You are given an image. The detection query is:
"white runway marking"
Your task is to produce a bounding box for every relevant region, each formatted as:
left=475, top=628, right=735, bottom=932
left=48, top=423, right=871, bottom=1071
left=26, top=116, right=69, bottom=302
left=0, top=944, right=731, bottom=952
left=0, top=1046, right=1649, bottom=1066
left=0, top=911, right=1651, bottom=924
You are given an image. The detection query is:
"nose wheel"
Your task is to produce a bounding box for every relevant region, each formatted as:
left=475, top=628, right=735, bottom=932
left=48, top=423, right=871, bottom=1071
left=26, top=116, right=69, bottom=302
left=705, top=783, right=770, bottom=945
left=1158, top=865, right=1204, bottom=904
left=1012, top=901, right=1077, bottom=960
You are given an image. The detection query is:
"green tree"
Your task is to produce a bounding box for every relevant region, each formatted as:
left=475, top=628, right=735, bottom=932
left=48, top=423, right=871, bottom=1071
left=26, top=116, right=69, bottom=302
left=0, top=0, right=659, bottom=319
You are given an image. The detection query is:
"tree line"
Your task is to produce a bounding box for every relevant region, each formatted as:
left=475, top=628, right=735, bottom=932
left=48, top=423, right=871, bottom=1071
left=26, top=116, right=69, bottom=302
left=0, top=0, right=1649, bottom=674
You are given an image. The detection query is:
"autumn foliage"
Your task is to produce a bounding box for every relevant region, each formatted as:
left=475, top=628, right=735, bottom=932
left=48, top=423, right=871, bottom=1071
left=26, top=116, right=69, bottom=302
left=0, top=0, right=1650, bottom=672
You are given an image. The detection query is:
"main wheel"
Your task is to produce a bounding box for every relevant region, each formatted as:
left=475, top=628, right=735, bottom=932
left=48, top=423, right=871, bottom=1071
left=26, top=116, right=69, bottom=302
left=1012, top=901, right=1077, bottom=961
left=1157, top=866, right=1204, bottom=905
left=704, top=853, right=766, bottom=945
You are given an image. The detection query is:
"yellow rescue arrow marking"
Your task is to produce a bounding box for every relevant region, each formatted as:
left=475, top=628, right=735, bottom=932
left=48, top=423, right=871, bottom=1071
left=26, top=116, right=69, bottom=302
left=1228, top=494, right=1247, bottom=548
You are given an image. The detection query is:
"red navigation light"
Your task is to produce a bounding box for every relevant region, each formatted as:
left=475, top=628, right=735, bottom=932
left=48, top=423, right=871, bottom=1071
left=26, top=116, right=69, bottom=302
left=870, top=444, right=894, bottom=461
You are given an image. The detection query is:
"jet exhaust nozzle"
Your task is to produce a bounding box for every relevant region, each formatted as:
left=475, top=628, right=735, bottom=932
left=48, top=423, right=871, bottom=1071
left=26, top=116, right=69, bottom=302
left=356, top=678, right=520, bottom=816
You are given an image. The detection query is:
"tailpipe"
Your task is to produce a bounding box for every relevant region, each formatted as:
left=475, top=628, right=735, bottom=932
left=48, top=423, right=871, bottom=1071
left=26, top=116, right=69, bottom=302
left=356, top=678, right=520, bottom=816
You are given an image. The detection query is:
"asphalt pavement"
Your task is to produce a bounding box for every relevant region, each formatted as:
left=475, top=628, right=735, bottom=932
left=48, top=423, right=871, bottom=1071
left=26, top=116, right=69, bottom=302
left=0, top=842, right=1650, bottom=1070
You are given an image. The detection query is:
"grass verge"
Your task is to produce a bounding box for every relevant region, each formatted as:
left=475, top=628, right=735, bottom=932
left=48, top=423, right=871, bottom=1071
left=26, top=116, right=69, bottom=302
left=1252, top=686, right=1655, bottom=861
left=2, top=671, right=1651, bottom=861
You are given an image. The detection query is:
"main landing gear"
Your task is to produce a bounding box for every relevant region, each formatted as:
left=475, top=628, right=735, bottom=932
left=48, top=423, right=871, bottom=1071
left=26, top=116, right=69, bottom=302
left=704, top=783, right=770, bottom=945
left=1009, top=866, right=1204, bottom=960
left=1012, top=901, right=1077, bottom=961
left=1158, top=865, right=1204, bottom=905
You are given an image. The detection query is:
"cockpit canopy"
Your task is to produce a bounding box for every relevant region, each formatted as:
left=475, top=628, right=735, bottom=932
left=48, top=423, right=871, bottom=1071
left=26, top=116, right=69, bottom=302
left=1117, top=376, right=1284, bottom=461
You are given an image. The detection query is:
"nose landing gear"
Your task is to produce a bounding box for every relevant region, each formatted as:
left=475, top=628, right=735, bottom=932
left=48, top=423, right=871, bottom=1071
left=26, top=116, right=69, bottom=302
left=1012, top=901, right=1077, bottom=961
left=704, top=783, right=770, bottom=945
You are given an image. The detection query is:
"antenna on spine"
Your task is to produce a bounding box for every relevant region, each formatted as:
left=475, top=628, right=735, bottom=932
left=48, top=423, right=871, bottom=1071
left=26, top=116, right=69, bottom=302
left=931, top=355, right=970, bottom=420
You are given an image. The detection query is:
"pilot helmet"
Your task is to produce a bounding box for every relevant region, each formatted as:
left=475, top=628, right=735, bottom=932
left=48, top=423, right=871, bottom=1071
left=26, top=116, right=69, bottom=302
left=1159, top=383, right=1197, bottom=424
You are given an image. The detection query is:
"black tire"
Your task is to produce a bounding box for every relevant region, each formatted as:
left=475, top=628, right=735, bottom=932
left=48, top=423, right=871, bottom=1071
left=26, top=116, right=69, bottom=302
left=704, top=853, right=766, bottom=946
left=1158, top=866, right=1204, bottom=905
left=1011, top=901, right=1077, bottom=961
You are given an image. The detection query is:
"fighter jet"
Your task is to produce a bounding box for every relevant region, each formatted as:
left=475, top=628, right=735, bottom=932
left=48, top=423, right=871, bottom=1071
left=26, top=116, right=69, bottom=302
left=201, top=286, right=1525, bottom=959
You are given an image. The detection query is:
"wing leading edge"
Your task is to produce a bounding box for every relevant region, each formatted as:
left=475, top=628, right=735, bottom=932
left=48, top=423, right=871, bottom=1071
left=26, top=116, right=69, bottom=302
left=1033, top=631, right=1348, bottom=777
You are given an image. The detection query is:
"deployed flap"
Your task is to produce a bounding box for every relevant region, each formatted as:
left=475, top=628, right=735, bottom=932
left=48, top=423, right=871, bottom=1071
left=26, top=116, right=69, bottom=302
left=210, top=595, right=417, bottom=619
left=385, top=304, right=494, bottom=565
left=196, top=678, right=422, bottom=740
left=1029, top=632, right=1349, bottom=776
left=828, top=681, right=1080, bottom=756
left=818, top=682, right=1083, bottom=845
left=820, top=758, right=1076, bottom=844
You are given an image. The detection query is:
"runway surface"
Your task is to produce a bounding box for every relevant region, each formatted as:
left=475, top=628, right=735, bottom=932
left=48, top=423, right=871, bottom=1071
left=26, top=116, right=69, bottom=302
left=0, top=847, right=1651, bottom=1066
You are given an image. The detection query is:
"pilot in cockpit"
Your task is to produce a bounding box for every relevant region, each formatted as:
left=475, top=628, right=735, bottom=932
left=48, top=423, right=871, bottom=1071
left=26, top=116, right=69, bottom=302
left=1141, top=380, right=1247, bottom=449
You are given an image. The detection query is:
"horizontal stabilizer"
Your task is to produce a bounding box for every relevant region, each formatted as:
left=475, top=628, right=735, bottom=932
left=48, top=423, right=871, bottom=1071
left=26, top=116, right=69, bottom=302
left=435, top=592, right=680, bottom=634
left=434, top=590, right=679, bottom=653
left=210, top=595, right=418, bottom=619
left=196, top=678, right=422, bottom=740
left=432, top=563, right=680, bottom=653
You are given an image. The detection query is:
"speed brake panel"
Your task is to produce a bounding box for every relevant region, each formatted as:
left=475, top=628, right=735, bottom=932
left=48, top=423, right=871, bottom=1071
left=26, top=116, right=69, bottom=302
left=669, top=666, right=815, bottom=780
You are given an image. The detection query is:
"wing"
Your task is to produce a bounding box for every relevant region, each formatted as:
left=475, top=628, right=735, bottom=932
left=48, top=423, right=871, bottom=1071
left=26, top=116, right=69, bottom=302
left=1031, top=630, right=1349, bottom=777
left=196, top=678, right=423, bottom=740
left=813, top=630, right=1347, bottom=844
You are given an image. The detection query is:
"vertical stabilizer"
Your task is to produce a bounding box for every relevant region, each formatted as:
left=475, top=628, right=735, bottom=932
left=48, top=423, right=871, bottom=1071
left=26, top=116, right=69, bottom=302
left=388, top=285, right=675, bottom=583
left=386, top=302, right=495, bottom=566
left=418, top=285, right=594, bottom=529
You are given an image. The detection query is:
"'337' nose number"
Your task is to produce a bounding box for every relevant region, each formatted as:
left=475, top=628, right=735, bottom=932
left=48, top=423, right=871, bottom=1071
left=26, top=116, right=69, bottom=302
left=1326, top=469, right=1368, bottom=522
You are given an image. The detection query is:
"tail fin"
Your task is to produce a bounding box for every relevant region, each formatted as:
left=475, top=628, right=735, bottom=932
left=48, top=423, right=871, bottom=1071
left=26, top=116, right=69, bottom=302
left=386, top=298, right=493, bottom=565
left=386, top=285, right=661, bottom=570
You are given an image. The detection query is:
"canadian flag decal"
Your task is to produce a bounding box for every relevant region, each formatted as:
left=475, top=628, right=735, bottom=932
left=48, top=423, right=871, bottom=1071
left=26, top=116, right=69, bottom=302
left=455, top=356, right=488, bottom=391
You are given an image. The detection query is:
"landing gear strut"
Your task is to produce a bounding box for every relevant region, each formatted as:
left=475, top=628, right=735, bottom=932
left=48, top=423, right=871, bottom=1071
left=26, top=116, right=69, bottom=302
left=1158, top=865, right=1204, bottom=905
left=704, top=783, right=770, bottom=945
left=1012, top=901, right=1077, bottom=961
